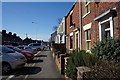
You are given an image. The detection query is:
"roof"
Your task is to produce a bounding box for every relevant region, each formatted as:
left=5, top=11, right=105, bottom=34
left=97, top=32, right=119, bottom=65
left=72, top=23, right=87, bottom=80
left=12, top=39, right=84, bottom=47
left=66, top=1, right=77, bottom=17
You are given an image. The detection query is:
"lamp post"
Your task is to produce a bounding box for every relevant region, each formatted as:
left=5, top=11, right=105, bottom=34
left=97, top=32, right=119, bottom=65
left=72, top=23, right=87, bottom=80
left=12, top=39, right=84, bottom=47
left=32, top=22, right=38, bottom=43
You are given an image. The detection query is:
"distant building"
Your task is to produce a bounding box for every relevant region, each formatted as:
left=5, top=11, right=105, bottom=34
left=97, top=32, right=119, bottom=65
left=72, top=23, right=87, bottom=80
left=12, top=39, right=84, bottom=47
left=55, top=17, right=66, bottom=44
left=50, top=31, right=57, bottom=44
left=2, top=30, right=23, bottom=45
left=23, top=37, right=33, bottom=45
left=23, top=37, right=42, bottom=45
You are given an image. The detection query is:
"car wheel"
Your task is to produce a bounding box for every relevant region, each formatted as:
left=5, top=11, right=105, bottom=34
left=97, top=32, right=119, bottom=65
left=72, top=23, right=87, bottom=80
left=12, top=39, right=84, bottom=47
left=2, top=63, right=11, bottom=74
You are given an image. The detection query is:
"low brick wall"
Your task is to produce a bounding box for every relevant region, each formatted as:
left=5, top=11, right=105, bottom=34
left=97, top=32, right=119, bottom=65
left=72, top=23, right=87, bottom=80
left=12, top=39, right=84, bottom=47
left=51, top=44, right=66, bottom=75
left=52, top=43, right=66, bottom=53
left=64, top=57, right=69, bottom=79
left=55, top=56, right=61, bottom=72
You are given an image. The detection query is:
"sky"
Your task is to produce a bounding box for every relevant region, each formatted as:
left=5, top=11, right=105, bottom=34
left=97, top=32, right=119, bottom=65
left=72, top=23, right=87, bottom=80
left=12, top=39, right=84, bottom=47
left=2, top=2, right=74, bottom=41
left=0, top=1, right=2, bottom=27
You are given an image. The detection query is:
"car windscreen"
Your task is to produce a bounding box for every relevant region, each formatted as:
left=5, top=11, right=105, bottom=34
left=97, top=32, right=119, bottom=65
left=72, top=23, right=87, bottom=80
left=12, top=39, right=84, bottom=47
left=13, top=47, right=23, bottom=52
left=25, top=46, right=31, bottom=49
left=2, top=46, right=15, bottom=53
left=33, top=44, right=41, bottom=46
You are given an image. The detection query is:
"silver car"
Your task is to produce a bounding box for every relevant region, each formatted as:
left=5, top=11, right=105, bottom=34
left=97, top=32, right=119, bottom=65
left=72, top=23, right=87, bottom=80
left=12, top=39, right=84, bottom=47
left=0, top=45, right=27, bottom=74
left=28, top=43, right=43, bottom=51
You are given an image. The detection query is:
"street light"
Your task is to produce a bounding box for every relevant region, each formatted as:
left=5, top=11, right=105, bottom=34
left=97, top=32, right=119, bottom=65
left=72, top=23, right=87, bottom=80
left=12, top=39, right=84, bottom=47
left=32, top=22, right=38, bottom=43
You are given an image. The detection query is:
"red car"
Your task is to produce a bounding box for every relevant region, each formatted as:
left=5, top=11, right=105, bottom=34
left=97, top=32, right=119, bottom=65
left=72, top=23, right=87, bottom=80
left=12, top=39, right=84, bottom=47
left=4, top=45, right=34, bottom=61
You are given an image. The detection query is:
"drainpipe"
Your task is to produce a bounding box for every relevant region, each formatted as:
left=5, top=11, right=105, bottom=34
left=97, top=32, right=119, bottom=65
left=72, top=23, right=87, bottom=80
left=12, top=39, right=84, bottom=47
left=79, top=0, right=82, bottom=50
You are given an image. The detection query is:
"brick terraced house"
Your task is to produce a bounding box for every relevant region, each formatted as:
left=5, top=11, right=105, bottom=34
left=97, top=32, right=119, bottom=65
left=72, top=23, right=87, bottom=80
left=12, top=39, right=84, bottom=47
left=81, top=2, right=120, bottom=51
left=65, top=1, right=120, bottom=53
left=50, top=0, right=120, bottom=76
left=66, top=1, right=80, bottom=53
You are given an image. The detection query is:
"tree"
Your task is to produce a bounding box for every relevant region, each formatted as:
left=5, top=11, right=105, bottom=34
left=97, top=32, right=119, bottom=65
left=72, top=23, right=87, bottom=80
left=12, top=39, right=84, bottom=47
left=52, top=18, right=62, bottom=31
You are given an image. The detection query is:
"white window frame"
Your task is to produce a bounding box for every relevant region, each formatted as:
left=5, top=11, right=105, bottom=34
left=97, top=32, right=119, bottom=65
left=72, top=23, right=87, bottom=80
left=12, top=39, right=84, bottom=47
left=82, top=1, right=91, bottom=18
left=85, top=29, right=91, bottom=50
left=70, top=32, right=73, bottom=50
left=75, top=31, right=79, bottom=49
left=99, top=16, right=114, bottom=41
left=83, top=23, right=92, bottom=51
left=70, top=10, right=73, bottom=28
left=83, top=23, right=92, bottom=30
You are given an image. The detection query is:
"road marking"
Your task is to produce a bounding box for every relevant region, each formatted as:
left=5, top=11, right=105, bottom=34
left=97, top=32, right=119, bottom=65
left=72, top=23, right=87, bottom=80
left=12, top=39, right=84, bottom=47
left=6, top=74, right=15, bottom=80
left=23, top=51, right=41, bottom=80
left=23, top=75, right=29, bottom=80
left=34, top=51, right=41, bottom=56
left=6, top=51, right=41, bottom=80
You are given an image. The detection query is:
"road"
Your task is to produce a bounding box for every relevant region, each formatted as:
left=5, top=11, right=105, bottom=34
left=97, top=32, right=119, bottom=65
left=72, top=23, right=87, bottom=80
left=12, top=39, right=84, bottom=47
left=2, top=50, right=63, bottom=80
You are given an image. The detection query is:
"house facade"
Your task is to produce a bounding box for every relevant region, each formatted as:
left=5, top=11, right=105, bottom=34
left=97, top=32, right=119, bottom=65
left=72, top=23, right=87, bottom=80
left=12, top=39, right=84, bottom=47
left=55, top=17, right=66, bottom=44
left=50, top=31, right=57, bottom=44
left=2, top=30, right=23, bottom=45
left=65, top=1, right=120, bottom=53
left=66, top=2, right=80, bottom=53
left=50, top=1, right=120, bottom=76
left=81, top=2, right=120, bottom=51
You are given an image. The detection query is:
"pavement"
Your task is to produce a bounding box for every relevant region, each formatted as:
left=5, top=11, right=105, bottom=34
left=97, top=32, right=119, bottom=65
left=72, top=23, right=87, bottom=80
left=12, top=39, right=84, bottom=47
left=27, top=50, right=62, bottom=79
left=2, top=50, right=63, bottom=80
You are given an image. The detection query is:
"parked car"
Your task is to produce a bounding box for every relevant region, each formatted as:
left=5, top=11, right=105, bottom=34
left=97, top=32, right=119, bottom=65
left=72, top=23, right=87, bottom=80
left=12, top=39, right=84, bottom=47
left=18, top=45, right=26, bottom=50
left=0, top=45, right=27, bottom=74
left=28, top=43, right=44, bottom=51
left=40, top=45, right=47, bottom=50
left=5, top=45, right=34, bottom=61
left=24, top=46, right=37, bottom=54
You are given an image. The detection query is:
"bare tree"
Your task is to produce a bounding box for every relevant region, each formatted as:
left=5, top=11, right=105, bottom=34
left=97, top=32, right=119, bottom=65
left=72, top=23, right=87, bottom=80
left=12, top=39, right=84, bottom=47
left=53, top=26, right=58, bottom=31
left=52, top=18, right=62, bottom=31
left=57, top=18, right=62, bottom=24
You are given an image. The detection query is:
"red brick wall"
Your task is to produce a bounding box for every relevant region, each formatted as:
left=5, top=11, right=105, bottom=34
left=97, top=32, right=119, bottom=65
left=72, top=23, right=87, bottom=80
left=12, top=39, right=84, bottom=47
left=81, top=2, right=120, bottom=50
left=66, top=2, right=80, bottom=53
left=66, top=2, right=120, bottom=52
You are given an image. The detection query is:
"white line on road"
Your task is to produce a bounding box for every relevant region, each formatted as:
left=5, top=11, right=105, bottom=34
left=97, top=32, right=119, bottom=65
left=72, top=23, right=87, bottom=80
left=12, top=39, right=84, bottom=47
left=6, top=74, right=15, bottom=80
left=23, top=51, right=41, bottom=80
left=6, top=51, right=41, bottom=80
left=35, top=51, right=41, bottom=56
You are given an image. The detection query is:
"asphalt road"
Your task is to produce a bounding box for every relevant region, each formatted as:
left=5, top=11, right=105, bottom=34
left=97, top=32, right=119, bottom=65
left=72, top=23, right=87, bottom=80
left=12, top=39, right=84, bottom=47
left=2, top=50, right=63, bottom=80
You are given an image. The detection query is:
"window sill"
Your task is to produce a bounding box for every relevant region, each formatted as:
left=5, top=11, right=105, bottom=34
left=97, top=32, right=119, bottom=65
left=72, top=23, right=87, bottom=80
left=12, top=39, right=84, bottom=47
left=82, top=11, right=91, bottom=18
left=86, top=40, right=91, bottom=42
left=86, top=50, right=91, bottom=53
left=70, top=25, right=73, bottom=28
left=70, top=49, right=73, bottom=51
left=85, top=2, right=90, bottom=7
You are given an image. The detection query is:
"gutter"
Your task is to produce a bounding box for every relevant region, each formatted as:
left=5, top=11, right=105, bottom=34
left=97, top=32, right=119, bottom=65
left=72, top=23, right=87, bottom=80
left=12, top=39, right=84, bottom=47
left=79, top=0, right=82, bottom=50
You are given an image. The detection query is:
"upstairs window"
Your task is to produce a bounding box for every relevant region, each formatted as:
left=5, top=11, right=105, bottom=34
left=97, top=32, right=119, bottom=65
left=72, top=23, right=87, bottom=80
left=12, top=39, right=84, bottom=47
left=85, top=2, right=90, bottom=13
left=83, top=0, right=90, bottom=16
